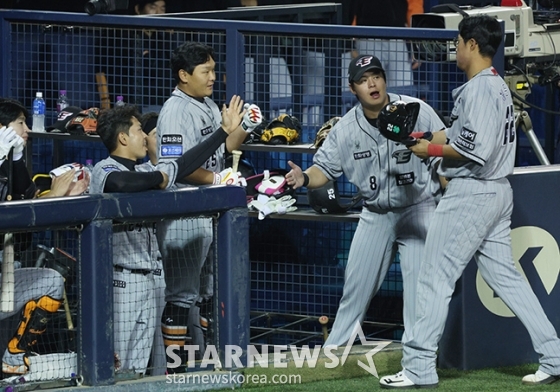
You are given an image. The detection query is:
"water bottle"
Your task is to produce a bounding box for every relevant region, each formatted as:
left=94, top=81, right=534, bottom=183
left=32, top=92, right=46, bottom=133
left=83, top=159, right=94, bottom=193
left=84, top=159, right=94, bottom=174
left=115, top=96, right=125, bottom=107
left=56, top=90, right=69, bottom=113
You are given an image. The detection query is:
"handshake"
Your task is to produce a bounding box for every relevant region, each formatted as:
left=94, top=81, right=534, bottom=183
left=241, top=103, right=263, bottom=133
left=0, top=126, right=25, bottom=161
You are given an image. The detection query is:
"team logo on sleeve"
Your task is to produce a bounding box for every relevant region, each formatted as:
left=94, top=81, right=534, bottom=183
left=456, top=127, right=476, bottom=151
left=160, top=134, right=183, bottom=157
left=102, top=164, right=120, bottom=173
left=353, top=150, right=372, bottom=160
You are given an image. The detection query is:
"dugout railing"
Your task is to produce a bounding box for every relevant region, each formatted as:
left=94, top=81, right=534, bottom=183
left=0, top=186, right=249, bottom=387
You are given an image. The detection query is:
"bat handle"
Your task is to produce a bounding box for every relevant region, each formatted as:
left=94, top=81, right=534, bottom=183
left=231, top=150, right=242, bottom=173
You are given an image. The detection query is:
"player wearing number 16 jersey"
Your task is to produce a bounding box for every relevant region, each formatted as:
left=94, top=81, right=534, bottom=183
left=381, top=15, right=560, bottom=389
left=285, top=54, right=446, bottom=348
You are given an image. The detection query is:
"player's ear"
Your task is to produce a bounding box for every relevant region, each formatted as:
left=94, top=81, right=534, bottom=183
left=348, top=82, right=357, bottom=95
left=178, top=69, right=190, bottom=84
left=118, top=131, right=128, bottom=146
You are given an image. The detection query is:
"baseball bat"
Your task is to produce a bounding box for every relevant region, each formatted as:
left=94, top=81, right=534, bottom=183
left=318, top=315, right=329, bottom=342
left=62, top=285, right=74, bottom=330
left=231, top=150, right=242, bottom=173
left=95, top=72, right=111, bottom=110
left=1, top=150, right=15, bottom=313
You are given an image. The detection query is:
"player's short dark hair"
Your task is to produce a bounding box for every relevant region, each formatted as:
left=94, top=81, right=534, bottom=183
left=458, top=15, right=503, bottom=58
left=0, top=98, right=29, bottom=127
left=97, top=106, right=141, bottom=153
left=170, top=41, right=215, bottom=84
left=140, top=111, right=158, bottom=135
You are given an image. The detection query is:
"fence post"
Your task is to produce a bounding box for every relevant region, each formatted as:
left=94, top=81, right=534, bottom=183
left=79, top=219, right=114, bottom=385
left=215, top=207, right=250, bottom=368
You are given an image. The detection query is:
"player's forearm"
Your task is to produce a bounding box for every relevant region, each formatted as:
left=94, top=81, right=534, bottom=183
left=182, top=167, right=215, bottom=185
left=305, top=166, right=330, bottom=189
left=225, top=127, right=248, bottom=153
left=175, top=128, right=228, bottom=180
left=104, top=171, right=164, bottom=192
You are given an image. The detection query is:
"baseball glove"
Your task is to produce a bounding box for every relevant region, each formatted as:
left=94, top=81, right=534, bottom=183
left=313, top=116, right=341, bottom=148
left=260, top=114, right=301, bottom=145
left=377, top=101, right=420, bottom=146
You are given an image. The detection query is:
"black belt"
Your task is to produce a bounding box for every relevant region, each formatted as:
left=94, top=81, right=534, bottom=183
left=114, top=265, right=152, bottom=276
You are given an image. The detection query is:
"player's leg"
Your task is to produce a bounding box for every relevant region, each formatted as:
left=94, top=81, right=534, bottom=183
left=196, top=246, right=214, bottom=348
left=475, top=182, right=560, bottom=381
left=324, top=209, right=397, bottom=347
left=112, top=268, right=137, bottom=372
left=125, top=273, right=157, bottom=375
left=2, top=268, right=63, bottom=375
left=396, top=198, right=436, bottom=343
left=400, top=179, right=495, bottom=386
left=159, top=218, right=212, bottom=368
left=149, top=260, right=167, bottom=376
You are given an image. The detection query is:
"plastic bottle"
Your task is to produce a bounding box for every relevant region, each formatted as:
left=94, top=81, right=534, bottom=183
left=115, top=96, right=125, bottom=107
left=83, top=159, right=94, bottom=193
left=32, top=92, right=46, bottom=133
left=56, top=90, right=69, bottom=113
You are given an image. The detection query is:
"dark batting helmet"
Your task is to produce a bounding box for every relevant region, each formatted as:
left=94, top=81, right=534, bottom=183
left=377, top=100, right=420, bottom=146
left=307, top=180, right=363, bottom=214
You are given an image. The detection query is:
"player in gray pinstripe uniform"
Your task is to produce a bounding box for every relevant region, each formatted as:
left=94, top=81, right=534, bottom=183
left=286, top=54, right=445, bottom=348
left=156, top=42, right=257, bottom=369
left=90, top=103, right=243, bottom=374
left=380, top=16, right=560, bottom=389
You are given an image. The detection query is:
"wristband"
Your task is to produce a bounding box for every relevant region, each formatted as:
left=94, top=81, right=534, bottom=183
left=302, top=172, right=310, bottom=187
left=427, top=143, right=444, bottom=157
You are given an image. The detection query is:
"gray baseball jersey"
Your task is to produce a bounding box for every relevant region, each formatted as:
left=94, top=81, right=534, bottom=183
left=401, top=67, right=560, bottom=385
left=90, top=156, right=160, bottom=374
left=439, top=67, right=516, bottom=180
left=157, top=87, right=225, bottom=184
left=321, top=93, right=445, bottom=346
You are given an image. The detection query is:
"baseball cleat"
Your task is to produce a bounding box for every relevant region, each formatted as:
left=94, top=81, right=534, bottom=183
left=380, top=371, right=438, bottom=389
left=522, top=370, right=560, bottom=385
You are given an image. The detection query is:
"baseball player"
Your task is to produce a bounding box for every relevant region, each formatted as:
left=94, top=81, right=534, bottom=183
left=285, top=54, right=445, bottom=348
left=380, top=16, right=560, bottom=389
left=90, top=102, right=244, bottom=374
left=0, top=102, right=66, bottom=377
left=156, top=41, right=261, bottom=370
left=0, top=98, right=89, bottom=200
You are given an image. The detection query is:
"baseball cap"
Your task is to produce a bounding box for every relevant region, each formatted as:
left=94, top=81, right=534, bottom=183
left=348, top=55, right=385, bottom=83
left=47, top=106, right=83, bottom=133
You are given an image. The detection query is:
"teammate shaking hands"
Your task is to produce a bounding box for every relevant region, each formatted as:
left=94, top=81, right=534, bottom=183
left=286, top=54, right=446, bottom=348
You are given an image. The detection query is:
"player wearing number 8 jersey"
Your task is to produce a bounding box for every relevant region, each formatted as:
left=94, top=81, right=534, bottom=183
left=285, top=54, right=446, bottom=348
left=380, top=15, right=560, bottom=389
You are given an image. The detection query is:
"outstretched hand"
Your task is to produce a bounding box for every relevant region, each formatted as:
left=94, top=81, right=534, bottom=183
left=221, top=95, right=245, bottom=134
left=285, top=160, right=304, bottom=190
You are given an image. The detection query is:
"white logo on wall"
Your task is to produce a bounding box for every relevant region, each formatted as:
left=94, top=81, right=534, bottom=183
left=166, top=322, right=391, bottom=378
left=476, top=226, right=560, bottom=317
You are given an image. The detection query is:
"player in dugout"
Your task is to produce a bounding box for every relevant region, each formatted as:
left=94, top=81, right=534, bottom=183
left=89, top=98, right=245, bottom=374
